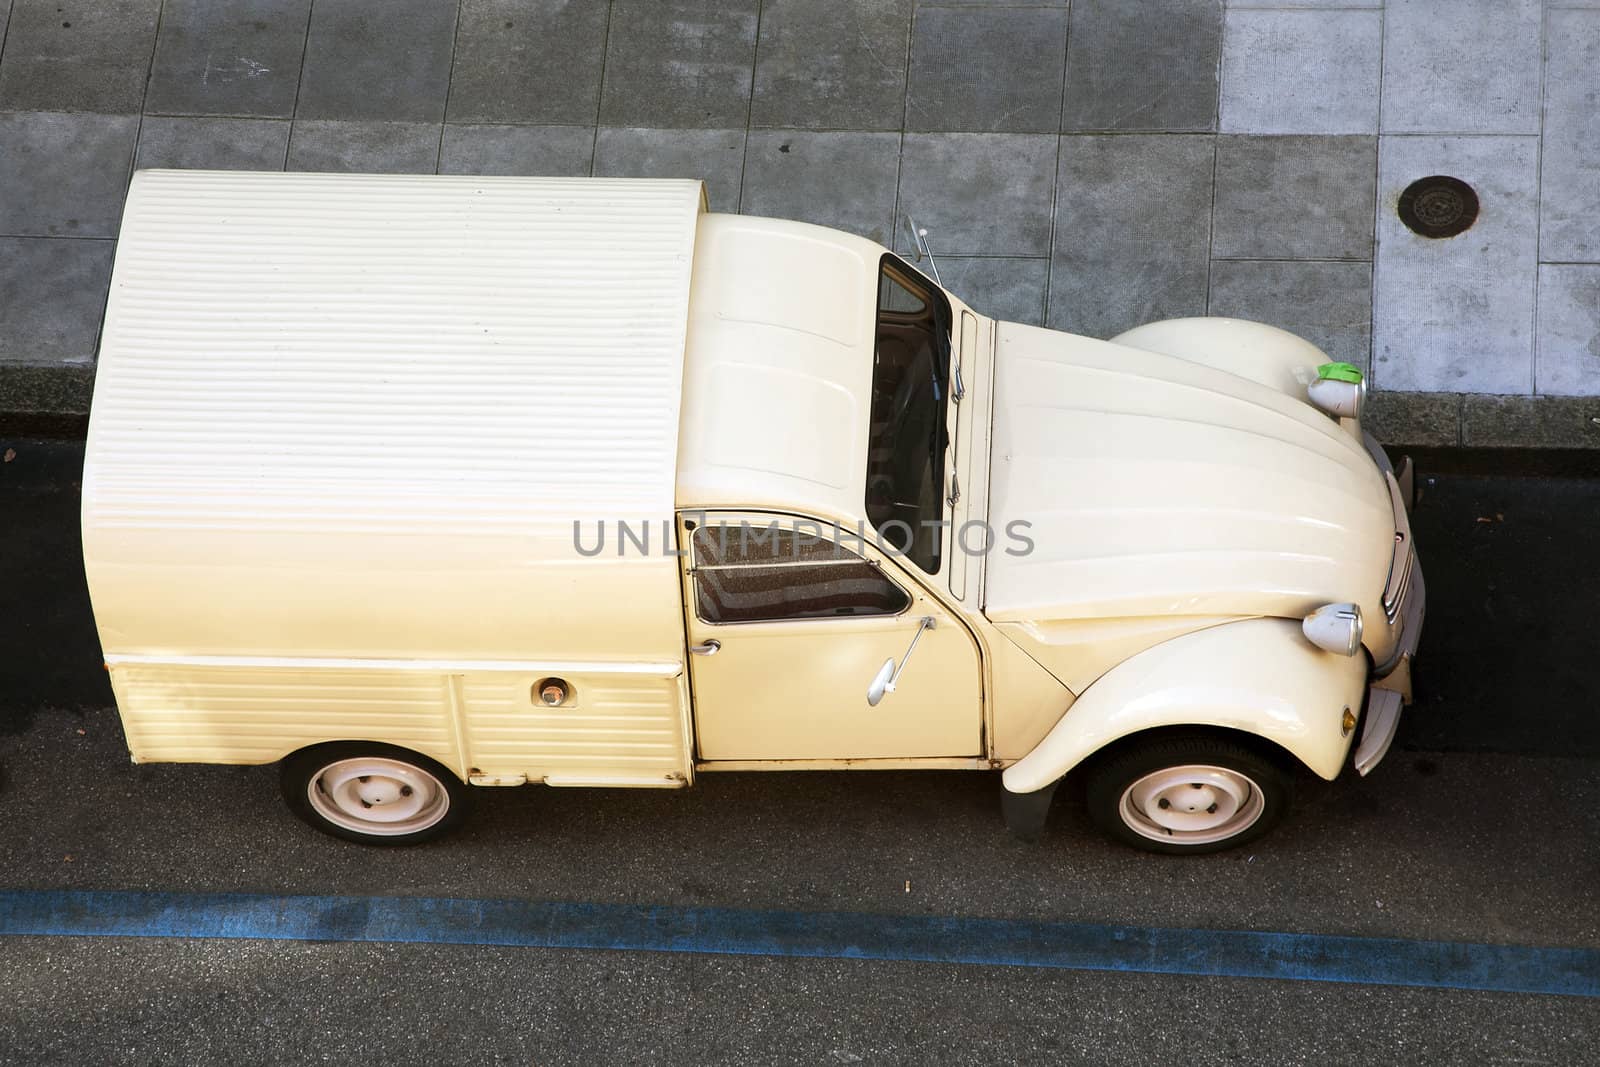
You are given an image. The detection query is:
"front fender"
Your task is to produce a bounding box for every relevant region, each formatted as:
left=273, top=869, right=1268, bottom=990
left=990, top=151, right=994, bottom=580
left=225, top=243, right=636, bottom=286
left=1110, top=317, right=1326, bottom=399
left=1001, top=617, right=1368, bottom=794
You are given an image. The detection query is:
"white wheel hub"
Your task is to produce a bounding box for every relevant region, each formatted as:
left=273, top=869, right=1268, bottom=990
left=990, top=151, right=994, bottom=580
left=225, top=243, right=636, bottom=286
left=1118, top=764, right=1265, bottom=846
left=307, top=757, right=450, bottom=837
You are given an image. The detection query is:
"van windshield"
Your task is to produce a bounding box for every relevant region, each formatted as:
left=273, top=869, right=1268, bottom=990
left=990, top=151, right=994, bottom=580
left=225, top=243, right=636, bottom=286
left=865, top=257, right=953, bottom=575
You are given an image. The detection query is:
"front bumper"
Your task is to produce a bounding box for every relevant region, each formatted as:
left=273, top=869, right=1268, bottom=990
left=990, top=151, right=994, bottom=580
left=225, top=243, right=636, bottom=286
left=1355, top=531, right=1426, bottom=777
left=1354, top=688, right=1402, bottom=776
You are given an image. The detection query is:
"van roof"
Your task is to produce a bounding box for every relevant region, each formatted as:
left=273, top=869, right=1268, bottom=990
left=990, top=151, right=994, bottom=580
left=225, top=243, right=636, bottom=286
left=86, top=171, right=704, bottom=540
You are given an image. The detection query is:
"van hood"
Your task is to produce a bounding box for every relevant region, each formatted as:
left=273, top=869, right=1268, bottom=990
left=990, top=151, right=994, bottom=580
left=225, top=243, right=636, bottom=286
left=982, top=322, right=1394, bottom=626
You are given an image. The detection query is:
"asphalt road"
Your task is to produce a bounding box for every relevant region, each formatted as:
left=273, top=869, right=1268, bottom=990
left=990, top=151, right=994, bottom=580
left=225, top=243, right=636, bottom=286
left=3, top=438, right=1600, bottom=1064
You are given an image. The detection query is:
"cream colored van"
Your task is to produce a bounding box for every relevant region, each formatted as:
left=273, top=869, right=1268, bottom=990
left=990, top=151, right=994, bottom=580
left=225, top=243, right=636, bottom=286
left=83, top=172, right=1424, bottom=853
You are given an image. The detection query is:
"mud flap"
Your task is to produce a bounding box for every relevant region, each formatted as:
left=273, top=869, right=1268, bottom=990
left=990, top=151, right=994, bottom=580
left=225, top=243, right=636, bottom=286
left=1001, top=779, right=1060, bottom=843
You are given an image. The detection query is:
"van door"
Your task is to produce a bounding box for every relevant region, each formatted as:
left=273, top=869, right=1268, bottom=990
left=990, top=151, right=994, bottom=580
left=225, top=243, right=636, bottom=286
left=680, top=515, right=982, bottom=761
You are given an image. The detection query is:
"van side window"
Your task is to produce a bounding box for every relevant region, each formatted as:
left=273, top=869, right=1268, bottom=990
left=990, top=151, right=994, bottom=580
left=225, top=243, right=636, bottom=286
left=690, top=524, right=911, bottom=625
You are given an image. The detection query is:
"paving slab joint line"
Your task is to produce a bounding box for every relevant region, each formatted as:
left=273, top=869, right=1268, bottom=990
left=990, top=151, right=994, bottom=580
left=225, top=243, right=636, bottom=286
left=2, top=889, right=1597, bottom=999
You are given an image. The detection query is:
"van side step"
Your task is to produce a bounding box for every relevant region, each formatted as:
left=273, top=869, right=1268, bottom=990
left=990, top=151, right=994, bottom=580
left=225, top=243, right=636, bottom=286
left=542, top=774, right=689, bottom=789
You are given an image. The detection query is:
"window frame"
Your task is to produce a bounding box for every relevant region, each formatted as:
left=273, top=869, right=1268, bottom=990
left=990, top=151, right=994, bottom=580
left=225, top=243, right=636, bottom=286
left=685, top=517, right=915, bottom=628
left=865, top=253, right=957, bottom=578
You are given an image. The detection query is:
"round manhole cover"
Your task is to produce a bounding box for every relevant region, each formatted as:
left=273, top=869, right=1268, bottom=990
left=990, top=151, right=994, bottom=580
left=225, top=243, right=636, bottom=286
left=1397, top=175, right=1479, bottom=238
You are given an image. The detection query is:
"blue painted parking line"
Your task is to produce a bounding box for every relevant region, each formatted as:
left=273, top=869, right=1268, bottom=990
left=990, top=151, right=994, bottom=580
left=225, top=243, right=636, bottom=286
left=3, top=888, right=1597, bottom=998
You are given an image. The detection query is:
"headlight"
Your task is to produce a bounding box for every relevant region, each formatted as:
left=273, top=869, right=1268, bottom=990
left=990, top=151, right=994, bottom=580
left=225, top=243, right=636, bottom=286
left=1307, top=362, right=1364, bottom=419
left=1303, top=602, right=1363, bottom=656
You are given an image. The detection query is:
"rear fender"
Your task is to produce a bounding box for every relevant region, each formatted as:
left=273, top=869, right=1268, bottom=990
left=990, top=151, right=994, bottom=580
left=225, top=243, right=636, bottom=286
left=1001, top=618, right=1368, bottom=795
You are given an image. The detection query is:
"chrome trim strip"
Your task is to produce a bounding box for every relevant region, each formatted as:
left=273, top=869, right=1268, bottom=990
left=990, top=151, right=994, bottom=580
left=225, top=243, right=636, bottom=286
left=1381, top=472, right=1414, bottom=621
left=1361, top=431, right=1395, bottom=475
left=102, top=653, right=684, bottom=677
left=1374, top=561, right=1426, bottom=678
left=1364, top=431, right=1413, bottom=622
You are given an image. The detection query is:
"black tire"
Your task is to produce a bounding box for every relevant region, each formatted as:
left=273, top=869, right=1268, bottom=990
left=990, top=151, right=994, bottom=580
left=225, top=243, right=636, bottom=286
left=1084, top=734, right=1291, bottom=855
left=280, top=741, right=472, bottom=846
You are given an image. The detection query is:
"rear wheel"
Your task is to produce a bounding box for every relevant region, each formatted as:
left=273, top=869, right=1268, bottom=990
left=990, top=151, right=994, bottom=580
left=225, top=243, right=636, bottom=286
left=1084, top=735, right=1291, bottom=855
left=281, top=742, right=471, bottom=845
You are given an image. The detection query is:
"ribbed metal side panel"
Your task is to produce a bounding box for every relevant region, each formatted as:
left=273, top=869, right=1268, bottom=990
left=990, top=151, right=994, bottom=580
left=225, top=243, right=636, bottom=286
left=111, top=665, right=459, bottom=768
left=459, top=672, right=688, bottom=781
left=86, top=171, right=703, bottom=534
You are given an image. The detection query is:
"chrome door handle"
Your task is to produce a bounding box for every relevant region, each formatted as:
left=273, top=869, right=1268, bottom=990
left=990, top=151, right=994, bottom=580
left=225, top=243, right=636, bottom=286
left=689, top=640, right=721, bottom=656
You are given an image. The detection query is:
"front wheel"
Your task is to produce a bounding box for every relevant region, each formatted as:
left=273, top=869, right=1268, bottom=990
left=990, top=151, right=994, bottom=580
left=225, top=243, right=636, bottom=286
left=1084, top=735, right=1291, bottom=855
left=281, top=742, right=472, bottom=846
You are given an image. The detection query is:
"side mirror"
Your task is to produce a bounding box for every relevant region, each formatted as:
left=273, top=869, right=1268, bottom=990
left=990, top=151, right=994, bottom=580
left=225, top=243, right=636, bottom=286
left=866, top=658, right=897, bottom=707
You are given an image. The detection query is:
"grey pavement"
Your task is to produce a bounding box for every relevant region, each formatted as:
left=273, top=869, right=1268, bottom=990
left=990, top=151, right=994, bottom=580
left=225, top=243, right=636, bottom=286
left=1, top=1, right=1598, bottom=441
left=5, top=938, right=1600, bottom=1065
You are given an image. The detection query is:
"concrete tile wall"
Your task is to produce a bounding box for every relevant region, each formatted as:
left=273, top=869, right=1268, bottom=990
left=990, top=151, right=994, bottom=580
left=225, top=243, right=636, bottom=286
left=1049, top=134, right=1213, bottom=339
left=1541, top=10, right=1600, bottom=265
left=0, top=0, right=161, bottom=112
left=1379, top=0, right=1542, bottom=136
left=1220, top=9, right=1382, bottom=134
left=1373, top=135, right=1539, bottom=395
left=1062, top=0, right=1220, bottom=133
left=1, top=0, right=1598, bottom=443
left=144, top=0, right=310, bottom=118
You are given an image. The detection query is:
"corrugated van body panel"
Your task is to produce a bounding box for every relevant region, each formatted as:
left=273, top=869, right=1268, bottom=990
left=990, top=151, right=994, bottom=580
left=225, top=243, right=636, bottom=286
left=83, top=172, right=701, bottom=665
left=459, top=671, right=690, bottom=783
left=108, top=660, right=693, bottom=783
left=111, top=664, right=460, bottom=770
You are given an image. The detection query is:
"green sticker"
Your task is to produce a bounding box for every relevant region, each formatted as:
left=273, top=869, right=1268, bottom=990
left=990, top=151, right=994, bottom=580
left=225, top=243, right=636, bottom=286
left=1316, top=362, right=1363, bottom=384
